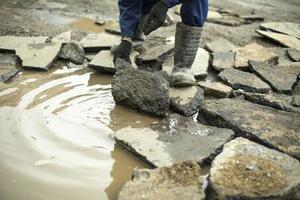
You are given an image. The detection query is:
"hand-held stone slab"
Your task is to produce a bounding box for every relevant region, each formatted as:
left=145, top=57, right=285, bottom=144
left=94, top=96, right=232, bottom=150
left=114, top=113, right=234, bottom=167
left=218, top=68, right=271, bottom=93
left=118, top=161, right=206, bottom=200
left=80, top=32, right=121, bottom=52
left=208, top=137, right=300, bottom=200
left=198, top=98, right=300, bottom=159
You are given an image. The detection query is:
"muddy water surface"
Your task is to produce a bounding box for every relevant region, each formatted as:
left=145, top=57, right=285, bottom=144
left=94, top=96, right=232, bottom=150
left=0, top=66, right=158, bottom=200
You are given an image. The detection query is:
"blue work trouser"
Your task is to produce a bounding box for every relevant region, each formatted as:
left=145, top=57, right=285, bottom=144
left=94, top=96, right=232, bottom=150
left=118, top=0, right=209, bottom=37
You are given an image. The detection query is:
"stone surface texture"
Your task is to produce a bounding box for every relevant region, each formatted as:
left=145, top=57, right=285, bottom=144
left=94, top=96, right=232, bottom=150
left=208, top=137, right=300, bottom=200
left=205, top=38, right=236, bottom=53
left=136, top=44, right=174, bottom=65
left=260, top=22, right=300, bottom=39
left=191, top=48, right=210, bottom=79
left=219, top=68, right=271, bottom=93
left=0, top=36, right=48, bottom=51
left=0, top=53, right=19, bottom=83
left=235, top=43, right=276, bottom=68
left=249, top=61, right=300, bottom=94
left=288, top=49, right=300, bottom=62
left=293, top=81, right=300, bottom=107
left=80, top=32, right=120, bottom=51
left=212, top=51, right=235, bottom=71
left=59, top=41, right=85, bottom=64
left=169, top=86, right=204, bottom=117
left=198, top=81, right=233, bottom=98
left=16, top=42, right=61, bottom=70
left=114, top=114, right=234, bottom=167
left=118, top=161, right=206, bottom=200
left=112, top=59, right=170, bottom=116
left=198, top=98, right=300, bottom=159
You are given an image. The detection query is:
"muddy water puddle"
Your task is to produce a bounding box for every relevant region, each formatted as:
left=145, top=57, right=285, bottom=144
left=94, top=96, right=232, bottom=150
left=0, top=66, right=158, bottom=200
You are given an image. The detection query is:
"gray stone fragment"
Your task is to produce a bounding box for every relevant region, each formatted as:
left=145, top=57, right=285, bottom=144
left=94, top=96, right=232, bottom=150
left=59, top=41, right=85, bottom=64
left=257, top=30, right=300, bottom=51
left=205, top=38, right=236, bottom=53
left=51, top=31, right=72, bottom=44
left=136, top=44, right=174, bottom=65
left=260, top=22, right=300, bottom=39
left=212, top=51, right=235, bottom=71
left=0, top=53, right=19, bottom=83
left=16, top=42, right=61, bottom=70
left=169, top=86, right=204, bottom=117
left=114, top=113, right=234, bottom=167
left=233, top=90, right=300, bottom=114
left=208, top=137, right=300, bottom=200
left=0, top=36, right=48, bottom=52
left=218, top=68, right=271, bottom=93
left=112, top=59, right=170, bottom=116
left=235, top=43, right=276, bottom=69
left=105, top=22, right=121, bottom=35
left=292, top=81, right=300, bottom=107
left=88, top=50, right=138, bottom=74
left=118, top=161, right=206, bottom=200
left=80, top=32, right=120, bottom=52
left=208, top=16, right=246, bottom=26
left=198, top=98, right=300, bottom=158
left=191, top=48, right=210, bottom=79
left=249, top=61, right=300, bottom=94
left=288, top=49, right=300, bottom=62
left=198, top=81, right=233, bottom=98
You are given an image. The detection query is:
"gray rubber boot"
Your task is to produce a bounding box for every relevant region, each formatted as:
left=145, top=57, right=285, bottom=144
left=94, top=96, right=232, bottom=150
left=171, top=22, right=202, bottom=87
left=134, top=15, right=148, bottom=41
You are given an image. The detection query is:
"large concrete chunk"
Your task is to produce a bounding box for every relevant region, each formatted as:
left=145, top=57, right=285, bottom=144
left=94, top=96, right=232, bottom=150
left=118, top=161, right=206, bottom=200
left=257, top=30, right=300, bottom=51
left=16, top=42, right=61, bottom=70
left=59, top=41, right=85, bottom=64
left=114, top=114, right=234, bottom=167
left=249, top=61, right=300, bottom=94
left=112, top=59, right=170, bottom=116
left=218, top=68, right=271, bottom=93
left=208, top=137, right=300, bottom=200
left=205, top=38, right=236, bottom=53
left=212, top=51, right=235, bottom=71
left=0, top=36, right=48, bottom=51
left=198, top=98, right=300, bottom=158
left=80, top=32, right=120, bottom=51
left=169, top=86, right=204, bottom=117
left=0, top=53, right=19, bottom=83
left=235, top=43, right=276, bottom=68
left=89, top=50, right=138, bottom=74
left=234, top=90, right=300, bottom=114
left=260, top=22, right=300, bottom=39
left=191, top=48, right=210, bottom=79
left=198, top=81, right=233, bottom=98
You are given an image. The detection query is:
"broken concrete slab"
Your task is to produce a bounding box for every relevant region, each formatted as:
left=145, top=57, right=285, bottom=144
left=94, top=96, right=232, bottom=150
left=169, top=86, right=204, bottom=117
left=257, top=30, right=300, bottom=51
left=118, top=161, right=206, bottom=200
left=260, top=22, right=300, bottom=39
left=136, top=44, right=174, bottom=65
left=16, top=42, right=61, bottom=70
left=59, top=41, right=85, bottom=64
left=293, top=81, right=300, bottom=107
left=233, top=90, right=300, bottom=114
left=198, top=81, right=233, bottom=98
left=0, top=36, right=48, bottom=52
left=80, top=32, right=120, bottom=52
left=207, top=137, right=300, bottom=200
left=205, top=38, right=236, bottom=53
left=207, top=10, right=223, bottom=19
left=218, top=68, right=271, bottom=93
left=112, top=59, right=170, bottom=116
left=208, top=16, right=246, bottom=26
left=191, top=48, right=210, bottom=79
left=249, top=61, right=300, bottom=94
left=288, top=49, right=300, bottom=62
left=212, top=51, right=235, bottom=71
left=105, top=22, right=121, bottom=35
left=0, top=52, right=19, bottom=83
left=239, top=14, right=264, bottom=21
left=198, top=98, right=300, bottom=159
left=88, top=50, right=138, bottom=74
left=115, top=114, right=234, bottom=167
left=235, top=43, right=276, bottom=68
left=51, top=31, right=72, bottom=44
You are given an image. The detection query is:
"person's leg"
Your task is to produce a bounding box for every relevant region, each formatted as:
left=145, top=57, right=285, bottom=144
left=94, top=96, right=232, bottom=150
left=171, top=0, right=208, bottom=86
left=118, top=0, right=143, bottom=38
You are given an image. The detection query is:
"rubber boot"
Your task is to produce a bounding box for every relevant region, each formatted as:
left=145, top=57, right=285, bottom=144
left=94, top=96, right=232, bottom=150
left=171, top=22, right=202, bottom=87
left=134, top=15, right=147, bottom=41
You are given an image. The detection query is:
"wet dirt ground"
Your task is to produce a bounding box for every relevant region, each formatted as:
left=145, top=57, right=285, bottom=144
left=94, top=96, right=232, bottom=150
left=0, top=0, right=300, bottom=200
